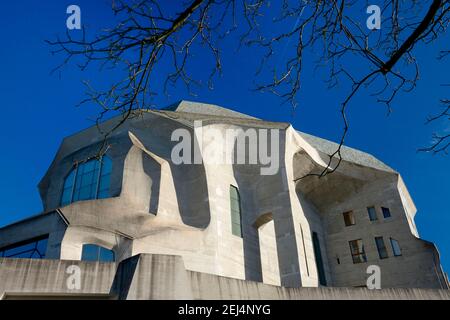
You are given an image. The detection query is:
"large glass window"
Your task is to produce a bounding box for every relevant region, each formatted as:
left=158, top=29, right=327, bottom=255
left=230, top=185, right=243, bottom=237
left=0, top=235, right=48, bottom=259
left=61, top=156, right=112, bottom=206
left=390, top=238, right=402, bottom=256
left=349, top=239, right=367, bottom=264
left=375, top=237, right=388, bottom=259
left=367, top=206, right=377, bottom=221
left=81, top=244, right=115, bottom=262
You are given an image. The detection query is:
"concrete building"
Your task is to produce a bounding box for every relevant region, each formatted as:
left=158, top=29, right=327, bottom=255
left=0, top=101, right=448, bottom=299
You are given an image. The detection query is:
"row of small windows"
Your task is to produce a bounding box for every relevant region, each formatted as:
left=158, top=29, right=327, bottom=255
left=348, top=237, right=402, bottom=264
left=61, top=156, right=112, bottom=206
left=343, top=206, right=391, bottom=227
left=368, top=206, right=391, bottom=221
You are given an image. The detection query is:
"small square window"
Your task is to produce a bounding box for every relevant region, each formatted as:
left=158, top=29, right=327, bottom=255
left=367, top=206, right=377, bottom=221
left=381, top=207, right=391, bottom=218
left=343, top=211, right=355, bottom=226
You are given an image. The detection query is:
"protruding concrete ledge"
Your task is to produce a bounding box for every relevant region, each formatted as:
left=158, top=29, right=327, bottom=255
left=1, top=254, right=449, bottom=300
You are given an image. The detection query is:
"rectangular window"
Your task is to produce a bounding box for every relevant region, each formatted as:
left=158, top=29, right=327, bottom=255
left=230, top=185, right=243, bottom=237
left=343, top=211, right=355, bottom=226
left=381, top=207, right=391, bottom=218
left=390, top=238, right=402, bottom=256
left=0, top=235, right=49, bottom=259
left=367, top=206, right=377, bottom=221
left=312, top=232, right=327, bottom=286
left=349, top=239, right=367, bottom=264
left=375, top=237, right=388, bottom=259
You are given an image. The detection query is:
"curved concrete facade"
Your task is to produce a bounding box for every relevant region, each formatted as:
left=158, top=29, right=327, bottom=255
left=0, top=100, right=448, bottom=293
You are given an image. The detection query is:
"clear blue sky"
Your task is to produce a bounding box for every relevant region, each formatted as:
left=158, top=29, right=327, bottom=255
left=0, top=1, right=448, bottom=271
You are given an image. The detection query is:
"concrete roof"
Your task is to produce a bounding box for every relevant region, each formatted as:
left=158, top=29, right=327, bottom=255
left=163, top=100, right=259, bottom=120
left=165, top=100, right=395, bottom=173
left=298, top=131, right=394, bottom=172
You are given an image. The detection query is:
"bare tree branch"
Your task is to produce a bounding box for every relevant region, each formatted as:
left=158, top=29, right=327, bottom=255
left=47, top=0, right=450, bottom=172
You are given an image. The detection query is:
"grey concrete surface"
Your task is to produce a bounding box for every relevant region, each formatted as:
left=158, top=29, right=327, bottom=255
left=1, top=254, right=449, bottom=300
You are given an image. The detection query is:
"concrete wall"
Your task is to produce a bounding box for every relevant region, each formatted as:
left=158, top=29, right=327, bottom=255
left=320, top=175, right=446, bottom=288
left=1, top=254, right=449, bottom=300
left=258, top=220, right=280, bottom=286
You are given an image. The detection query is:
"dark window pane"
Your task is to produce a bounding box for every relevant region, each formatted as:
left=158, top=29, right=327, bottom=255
left=0, top=236, right=48, bottom=259
left=390, top=238, right=402, bottom=256
left=382, top=207, right=391, bottom=218
left=367, top=207, right=377, bottom=221
left=80, top=171, right=95, bottom=187
left=4, top=242, right=36, bottom=257
left=98, top=189, right=109, bottom=199
left=312, top=232, right=327, bottom=286
left=36, top=239, right=48, bottom=257
left=349, top=239, right=367, bottom=264
left=77, top=185, right=94, bottom=201
left=99, top=174, right=110, bottom=187
left=81, top=244, right=99, bottom=261
left=61, top=188, right=72, bottom=206
left=343, top=211, right=355, bottom=226
left=61, top=169, right=76, bottom=205
left=64, top=170, right=75, bottom=188
left=72, top=188, right=80, bottom=202
left=83, top=160, right=96, bottom=173
left=100, top=157, right=113, bottom=175
left=99, top=247, right=115, bottom=262
left=82, top=244, right=115, bottom=262
left=30, top=251, right=42, bottom=259
left=375, top=237, right=388, bottom=259
left=352, top=254, right=367, bottom=264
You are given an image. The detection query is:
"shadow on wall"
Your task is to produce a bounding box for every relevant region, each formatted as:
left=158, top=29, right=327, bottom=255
left=142, top=152, right=161, bottom=214
left=231, top=129, right=293, bottom=286
left=131, top=115, right=211, bottom=229
left=169, top=162, right=211, bottom=229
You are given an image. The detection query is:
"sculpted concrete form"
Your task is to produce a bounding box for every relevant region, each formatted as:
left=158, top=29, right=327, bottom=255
left=0, top=100, right=447, bottom=297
